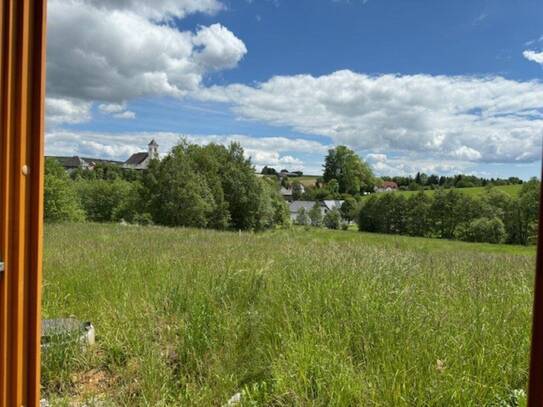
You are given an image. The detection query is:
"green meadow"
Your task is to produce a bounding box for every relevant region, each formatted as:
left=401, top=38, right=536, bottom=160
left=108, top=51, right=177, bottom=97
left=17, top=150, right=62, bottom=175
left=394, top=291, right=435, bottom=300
left=42, top=223, right=534, bottom=406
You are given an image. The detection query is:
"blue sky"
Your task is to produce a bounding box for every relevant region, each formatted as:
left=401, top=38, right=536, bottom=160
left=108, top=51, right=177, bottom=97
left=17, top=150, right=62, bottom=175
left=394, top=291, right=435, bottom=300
left=45, top=0, right=543, bottom=178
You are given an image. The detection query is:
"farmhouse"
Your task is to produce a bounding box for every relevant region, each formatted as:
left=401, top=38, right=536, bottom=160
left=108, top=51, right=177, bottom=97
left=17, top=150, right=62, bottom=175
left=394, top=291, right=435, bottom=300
left=289, top=201, right=322, bottom=221
left=280, top=184, right=306, bottom=202
left=375, top=181, right=399, bottom=192
left=288, top=199, right=344, bottom=221
left=49, top=156, right=123, bottom=174
left=322, top=200, right=344, bottom=213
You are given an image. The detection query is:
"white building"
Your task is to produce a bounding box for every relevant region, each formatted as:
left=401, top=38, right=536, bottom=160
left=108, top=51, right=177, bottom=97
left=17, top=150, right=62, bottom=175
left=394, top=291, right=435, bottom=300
left=124, top=139, right=160, bottom=170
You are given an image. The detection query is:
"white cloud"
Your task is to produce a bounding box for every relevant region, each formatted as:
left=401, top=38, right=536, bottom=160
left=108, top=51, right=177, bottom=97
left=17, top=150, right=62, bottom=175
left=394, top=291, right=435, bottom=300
left=46, top=0, right=245, bottom=124
left=113, top=111, right=136, bottom=120
left=86, top=0, right=224, bottom=21
left=98, top=103, right=136, bottom=119
left=365, top=153, right=473, bottom=176
left=194, top=70, right=543, bottom=164
left=523, top=50, right=543, bottom=65
left=46, top=98, right=92, bottom=125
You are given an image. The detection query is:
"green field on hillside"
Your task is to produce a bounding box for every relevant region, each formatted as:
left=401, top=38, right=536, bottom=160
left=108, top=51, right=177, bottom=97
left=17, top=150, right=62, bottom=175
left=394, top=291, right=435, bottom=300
left=388, top=184, right=523, bottom=198
left=43, top=224, right=534, bottom=406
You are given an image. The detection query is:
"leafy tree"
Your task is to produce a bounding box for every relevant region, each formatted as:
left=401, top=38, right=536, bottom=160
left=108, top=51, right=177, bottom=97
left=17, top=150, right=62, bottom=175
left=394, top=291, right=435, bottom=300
left=455, top=217, right=507, bottom=244
left=323, top=208, right=342, bottom=230
left=143, top=145, right=215, bottom=228
left=405, top=191, right=432, bottom=236
left=76, top=179, right=134, bottom=222
left=308, top=202, right=323, bottom=227
left=291, top=180, right=304, bottom=201
left=296, top=207, right=310, bottom=226
left=357, top=194, right=380, bottom=233
left=516, top=178, right=540, bottom=245
left=322, top=146, right=374, bottom=194
left=261, top=166, right=277, bottom=176
left=44, top=158, right=85, bottom=222
left=340, top=197, right=357, bottom=223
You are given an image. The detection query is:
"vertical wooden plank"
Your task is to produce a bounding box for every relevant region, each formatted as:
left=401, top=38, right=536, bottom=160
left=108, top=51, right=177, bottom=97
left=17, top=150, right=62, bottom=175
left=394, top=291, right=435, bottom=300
left=0, top=0, right=47, bottom=406
left=27, top=0, right=47, bottom=403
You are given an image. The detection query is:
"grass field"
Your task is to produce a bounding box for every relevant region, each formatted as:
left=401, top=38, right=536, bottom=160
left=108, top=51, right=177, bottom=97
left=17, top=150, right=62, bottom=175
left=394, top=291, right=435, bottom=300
left=388, top=184, right=523, bottom=199
left=43, top=223, right=535, bottom=406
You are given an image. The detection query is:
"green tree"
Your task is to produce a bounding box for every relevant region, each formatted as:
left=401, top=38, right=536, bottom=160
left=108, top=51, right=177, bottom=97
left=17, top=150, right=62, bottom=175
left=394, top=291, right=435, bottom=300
left=322, top=146, right=374, bottom=194
left=340, top=197, right=357, bottom=223
left=76, top=179, right=134, bottom=222
left=308, top=202, right=323, bottom=227
left=291, top=180, right=304, bottom=201
left=143, top=144, right=215, bottom=228
left=296, top=207, right=310, bottom=226
left=323, top=208, right=342, bottom=229
left=406, top=191, right=432, bottom=236
left=455, top=217, right=507, bottom=244
left=44, top=158, right=85, bottom=222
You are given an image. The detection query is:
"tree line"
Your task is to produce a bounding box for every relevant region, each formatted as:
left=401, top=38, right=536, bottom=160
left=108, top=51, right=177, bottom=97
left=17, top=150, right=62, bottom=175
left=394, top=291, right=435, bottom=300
left=357, top=182, right=539, bottom=245
left=44, top=141, right=290, bottom=230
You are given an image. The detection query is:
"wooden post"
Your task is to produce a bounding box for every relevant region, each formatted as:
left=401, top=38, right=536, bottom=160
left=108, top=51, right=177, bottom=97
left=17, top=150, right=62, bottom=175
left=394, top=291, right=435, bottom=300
left=0, top=1, right=47, bottom=406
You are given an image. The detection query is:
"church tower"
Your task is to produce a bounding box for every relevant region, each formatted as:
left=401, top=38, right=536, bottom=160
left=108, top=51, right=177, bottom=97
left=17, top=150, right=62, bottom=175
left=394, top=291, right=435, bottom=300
left=148, top=139, right=159, bottom=160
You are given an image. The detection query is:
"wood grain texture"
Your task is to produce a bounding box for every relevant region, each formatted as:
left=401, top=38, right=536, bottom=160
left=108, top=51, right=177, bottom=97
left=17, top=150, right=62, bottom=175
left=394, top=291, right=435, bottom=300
left=0, top=1, right=47, bottom=406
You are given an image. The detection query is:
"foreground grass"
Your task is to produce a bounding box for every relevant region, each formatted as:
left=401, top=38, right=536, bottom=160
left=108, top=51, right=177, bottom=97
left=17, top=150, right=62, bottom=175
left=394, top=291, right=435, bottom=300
left=43, top=223, right=534, bottom=406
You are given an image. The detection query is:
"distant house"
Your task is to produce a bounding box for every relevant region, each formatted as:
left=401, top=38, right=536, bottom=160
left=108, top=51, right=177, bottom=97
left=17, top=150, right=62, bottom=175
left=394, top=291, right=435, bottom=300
left=123, top=139, right=160, bottom=170
left=280, top=187, right=293, bottom=202
left=375, top=181, right=399, bottom=193
left=49, top=156, right=123, bottom=173
left=289, top=201, right=323, bottom=221
left=280, top=184, right=306, bottom=202
left=322, top=200, right=344, bottom=213
left=48, top=139, right=161, bottom=173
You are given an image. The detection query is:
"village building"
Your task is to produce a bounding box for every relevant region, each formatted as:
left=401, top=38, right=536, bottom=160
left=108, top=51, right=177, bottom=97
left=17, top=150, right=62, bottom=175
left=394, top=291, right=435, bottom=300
left=49, top=156, right=123, bottom=173
left=280, top=184, right=306, bottom=202
left=123, top=139, right=160, bottom=170
left=322, top=200, right=345, bottom=213
left=288, top=199, right=344, bottom=221
left=49, top=139, right=160, bottom=172
left=374, top=181, right=399, bottom=192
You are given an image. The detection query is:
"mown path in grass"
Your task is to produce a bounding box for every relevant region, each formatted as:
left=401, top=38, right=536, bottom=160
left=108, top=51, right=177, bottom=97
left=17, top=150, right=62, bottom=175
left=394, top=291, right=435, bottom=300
left=43, top=223, right=534, bottom=406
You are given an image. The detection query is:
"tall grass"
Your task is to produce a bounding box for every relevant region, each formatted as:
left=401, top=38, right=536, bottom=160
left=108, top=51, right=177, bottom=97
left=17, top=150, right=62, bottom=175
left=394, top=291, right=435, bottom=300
left=42, top=223, right=534, bottom=405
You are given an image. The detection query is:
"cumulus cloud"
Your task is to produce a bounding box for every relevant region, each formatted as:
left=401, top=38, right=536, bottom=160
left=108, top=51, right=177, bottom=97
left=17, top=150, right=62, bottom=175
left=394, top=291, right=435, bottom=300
left=523, top=50, right=543, bottom=65
left=98, top=103, right=136, bottom=119
left=86, top=0, right=224, bottom=21
left=46, top=98, right=92, bottom=125
left=365, top=153, right=473, bottom=176
left=45, top=130, right=325, bottom=171
left=46, top=0, right=246, bottom=125
left=195, top=70, right=543, bottom=164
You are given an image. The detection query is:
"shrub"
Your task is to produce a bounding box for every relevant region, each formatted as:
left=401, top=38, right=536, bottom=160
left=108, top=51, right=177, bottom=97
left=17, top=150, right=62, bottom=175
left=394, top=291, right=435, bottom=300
left=455, top=217, right=507, bottom=244
left=324, top=208, right=342, bottom=230
left=296, top=208, right=310, bottom=226
left=44, top=158, right=85, bottom=222
left=308, top=203, right=323, bottom=227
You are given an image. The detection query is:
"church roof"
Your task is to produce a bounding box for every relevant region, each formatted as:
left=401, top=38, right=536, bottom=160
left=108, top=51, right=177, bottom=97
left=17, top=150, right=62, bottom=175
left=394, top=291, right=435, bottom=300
left=125, top=152, right=149, bottom=166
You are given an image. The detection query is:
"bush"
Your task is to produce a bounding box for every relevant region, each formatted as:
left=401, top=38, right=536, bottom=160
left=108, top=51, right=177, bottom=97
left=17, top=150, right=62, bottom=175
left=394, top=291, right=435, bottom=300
left=308, top=203, right=323, bottom=227
left=296, top=208, right=310, bottom=226
left=76, top=179, right=134, bottom=222
left=455, top=217, right=507, bottom=244
left=44, top=158, right=85, bottom=222
left=324, top=208, right=342, bottom=230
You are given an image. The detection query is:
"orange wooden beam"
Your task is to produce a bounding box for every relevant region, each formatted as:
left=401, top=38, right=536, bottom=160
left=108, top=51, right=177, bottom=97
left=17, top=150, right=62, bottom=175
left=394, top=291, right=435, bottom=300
left=0, top=1, right=47, bottom=406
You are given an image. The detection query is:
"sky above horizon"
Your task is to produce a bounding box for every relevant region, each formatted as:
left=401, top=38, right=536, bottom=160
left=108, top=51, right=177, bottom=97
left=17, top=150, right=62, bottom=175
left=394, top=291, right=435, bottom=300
left=45, top=0, right=543, bottom=178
